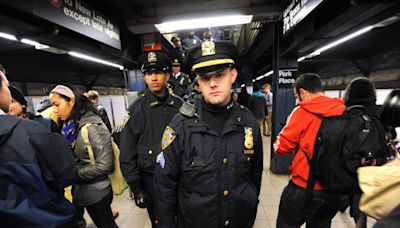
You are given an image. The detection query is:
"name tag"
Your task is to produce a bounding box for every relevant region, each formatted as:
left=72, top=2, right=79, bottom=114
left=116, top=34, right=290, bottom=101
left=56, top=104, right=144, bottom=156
left=244, top=149, right=254, bottom=155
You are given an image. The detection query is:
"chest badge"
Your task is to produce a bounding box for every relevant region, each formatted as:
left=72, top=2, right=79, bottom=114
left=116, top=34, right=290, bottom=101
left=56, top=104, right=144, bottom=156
left=162, top=126, right=176, bottom=150
left=244, top=127, right=254, bottom=153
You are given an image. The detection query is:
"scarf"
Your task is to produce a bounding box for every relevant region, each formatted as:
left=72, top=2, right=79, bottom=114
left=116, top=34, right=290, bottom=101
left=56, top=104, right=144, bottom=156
left=61, top=120, right=79, bottom=149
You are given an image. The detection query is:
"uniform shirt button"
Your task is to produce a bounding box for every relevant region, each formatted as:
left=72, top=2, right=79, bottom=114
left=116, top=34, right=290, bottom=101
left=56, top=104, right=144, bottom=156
left=223, top=158, right=228, bottom=164
left=223, top=190, right=229, bottom=197
left=149, top=150, right=153, bottom=155
left=247, top=156, right=251, bottom=161
left=224, top=219, right=230, bottom=226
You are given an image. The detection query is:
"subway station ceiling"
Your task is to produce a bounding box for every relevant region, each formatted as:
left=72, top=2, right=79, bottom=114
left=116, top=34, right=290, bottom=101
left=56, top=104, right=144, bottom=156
left=0, top=0, right=399, bottom=90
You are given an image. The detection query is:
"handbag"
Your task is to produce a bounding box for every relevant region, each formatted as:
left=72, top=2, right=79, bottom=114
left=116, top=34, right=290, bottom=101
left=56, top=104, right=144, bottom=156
left=81, top=124, right=128, bottom=195
left=358, top=158, right=400, bottom=219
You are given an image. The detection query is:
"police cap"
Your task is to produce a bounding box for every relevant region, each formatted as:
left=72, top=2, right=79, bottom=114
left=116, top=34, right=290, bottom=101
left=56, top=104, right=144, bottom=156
left=187, top=40, right=238, bottom=76
left=138, top=51, right=172, bottom=73
left=172, top=58, right=181, bottom=66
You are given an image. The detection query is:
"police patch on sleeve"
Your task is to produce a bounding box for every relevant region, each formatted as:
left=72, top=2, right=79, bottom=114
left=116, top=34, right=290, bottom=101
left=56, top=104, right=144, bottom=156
left=162, top=126, right=176, bottom=150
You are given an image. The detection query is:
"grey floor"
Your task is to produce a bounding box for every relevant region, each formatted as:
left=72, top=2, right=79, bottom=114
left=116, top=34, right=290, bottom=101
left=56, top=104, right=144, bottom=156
left=84, top=135, right=377, bottom=228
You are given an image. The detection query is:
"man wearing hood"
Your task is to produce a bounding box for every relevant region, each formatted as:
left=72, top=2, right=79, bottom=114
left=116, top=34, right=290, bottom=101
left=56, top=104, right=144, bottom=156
left=248, top=85, right=268, bottom=136
left=0, top=67, right=78, bottom=227
left=274, top=73, right=348, bottom=227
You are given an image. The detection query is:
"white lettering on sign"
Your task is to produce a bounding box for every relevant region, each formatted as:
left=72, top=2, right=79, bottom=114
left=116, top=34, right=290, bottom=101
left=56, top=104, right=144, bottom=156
left=283, top=0, right=324, bottom=35
left=63, top=7, right=91, bottom=26
left=75, top=0, right=91, bottom=17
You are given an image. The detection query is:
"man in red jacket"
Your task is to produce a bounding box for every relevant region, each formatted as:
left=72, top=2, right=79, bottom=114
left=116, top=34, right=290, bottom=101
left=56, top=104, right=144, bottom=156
left=274, top=73, right=348, bottom=227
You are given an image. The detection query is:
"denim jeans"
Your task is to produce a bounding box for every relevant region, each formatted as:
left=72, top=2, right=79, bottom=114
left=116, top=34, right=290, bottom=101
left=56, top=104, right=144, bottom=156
left=277, top=181, right=348, bottom=228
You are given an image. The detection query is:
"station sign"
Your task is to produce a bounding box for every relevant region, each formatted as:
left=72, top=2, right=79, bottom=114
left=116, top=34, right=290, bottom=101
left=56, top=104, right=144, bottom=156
left=283, top=0, right=324, bottom=36
left=278, top=69, right=297, bottom=88
left=33, top=0, right=121, bottom=50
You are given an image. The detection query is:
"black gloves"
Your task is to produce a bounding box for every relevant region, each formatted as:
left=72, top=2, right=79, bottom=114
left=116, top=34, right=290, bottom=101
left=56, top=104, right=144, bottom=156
left=134, top=189, right=151, bottom=208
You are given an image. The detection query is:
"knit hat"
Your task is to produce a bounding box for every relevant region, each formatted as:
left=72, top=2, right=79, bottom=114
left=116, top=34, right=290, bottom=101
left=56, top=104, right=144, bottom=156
left=9, top=85, right=27, bottom=106
left=344, top=77, right=376, bottom=107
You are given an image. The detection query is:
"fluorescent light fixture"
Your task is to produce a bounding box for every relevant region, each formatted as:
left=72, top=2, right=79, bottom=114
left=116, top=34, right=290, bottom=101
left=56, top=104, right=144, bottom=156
left=252, top=79, right=256, bottom=82
left=21, top=38, right=50, bottom=49
left=297, top=26, right=372, bottom=62
left=0, top=32, right=17, bottom=41
left=265, top=70, right=273, bottom=76
left=256, top=75, right=263, bottom=80
left=155, top=15, right=253, bottom=33
left=68, top=51, right=124, bottom=70
left=315, top=26, right=373, bottom=54
left=241, top=84, right=245, bottom=88
left=297, top=56, right=306, bottom=62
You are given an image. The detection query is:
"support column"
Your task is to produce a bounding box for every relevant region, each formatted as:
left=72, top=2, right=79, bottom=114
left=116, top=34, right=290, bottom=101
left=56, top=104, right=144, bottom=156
left=270, top=22, right=298, bottom=174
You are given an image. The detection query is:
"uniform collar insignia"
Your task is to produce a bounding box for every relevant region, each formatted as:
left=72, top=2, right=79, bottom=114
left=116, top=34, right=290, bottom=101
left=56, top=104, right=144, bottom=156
left=148, top=52, right=157, bottom=62
left=201, top=40, right=216, bottom=56
left=150, top=101, right=159, bottom=107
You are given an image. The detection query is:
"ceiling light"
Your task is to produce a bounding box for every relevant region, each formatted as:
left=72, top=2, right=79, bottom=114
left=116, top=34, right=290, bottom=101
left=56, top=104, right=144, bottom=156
left=155, top=15, right=253, bottom=33
left=21, top=38, right=50, bottom=49
left=68, top=51, right=124, bottom=70
left=241, top=84, right=245, bottom=88
left=0, top=32, right=17, bottom=41
left=315, top=26, right=373, bottom=54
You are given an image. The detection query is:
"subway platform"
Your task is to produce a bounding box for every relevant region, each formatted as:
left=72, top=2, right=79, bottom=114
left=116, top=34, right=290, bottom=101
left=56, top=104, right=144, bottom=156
left=84, top=135, right=376, bottom=228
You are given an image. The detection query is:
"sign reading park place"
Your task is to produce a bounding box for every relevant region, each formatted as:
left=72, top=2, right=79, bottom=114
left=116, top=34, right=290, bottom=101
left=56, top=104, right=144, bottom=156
left=33, top=0, right=121, bottom=50
left=283, top=0, right=324, bottom=36
left=279, top=69, right=297, bottom=88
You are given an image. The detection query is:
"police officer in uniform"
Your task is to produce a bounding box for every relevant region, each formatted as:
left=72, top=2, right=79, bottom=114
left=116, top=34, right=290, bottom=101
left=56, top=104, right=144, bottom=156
left=169, top=58, right=192, bottom=98
left=153, top=40, right=263, bottom=228
left=120, top=51, right=182, bottom=227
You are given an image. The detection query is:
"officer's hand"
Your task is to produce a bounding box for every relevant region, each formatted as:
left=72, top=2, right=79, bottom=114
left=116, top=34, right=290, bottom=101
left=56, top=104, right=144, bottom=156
left=134, top=189, right=151, bottom=208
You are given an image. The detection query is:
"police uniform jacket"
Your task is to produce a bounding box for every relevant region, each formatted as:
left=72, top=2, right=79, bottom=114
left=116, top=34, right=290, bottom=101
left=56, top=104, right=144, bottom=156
left=120, top=90, right=182, bottom=191
left=170, top=72, right=192, bottom=98
left=0, top=115, right=78, bottom=227
left=154, top=102, right=263, bottom=228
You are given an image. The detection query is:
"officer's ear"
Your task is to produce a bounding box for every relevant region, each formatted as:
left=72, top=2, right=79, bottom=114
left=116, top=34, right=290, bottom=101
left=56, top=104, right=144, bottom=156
left=165, top=72, right=171, bottom=81
left=229, top=68, right=238, bottom=84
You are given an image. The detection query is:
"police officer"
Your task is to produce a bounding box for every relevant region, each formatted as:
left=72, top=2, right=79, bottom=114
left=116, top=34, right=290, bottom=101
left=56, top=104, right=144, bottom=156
left=119, top=51, right=182, bottom=227
left=169, top=58, right=192, bottom=98
left=153, top=40, right=263, bottom=228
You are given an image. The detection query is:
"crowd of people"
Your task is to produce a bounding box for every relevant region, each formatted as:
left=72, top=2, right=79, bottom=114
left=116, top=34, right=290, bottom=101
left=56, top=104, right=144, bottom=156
left=1, top=38, right=399, bottom=228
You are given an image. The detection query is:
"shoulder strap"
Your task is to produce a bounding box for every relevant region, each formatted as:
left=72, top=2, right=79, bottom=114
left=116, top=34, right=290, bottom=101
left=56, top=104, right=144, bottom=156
left=81, top=124, right=95, bottom=165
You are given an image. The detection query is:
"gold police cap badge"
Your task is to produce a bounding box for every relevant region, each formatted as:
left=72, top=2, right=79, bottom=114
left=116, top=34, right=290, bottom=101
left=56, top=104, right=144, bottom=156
left=201, top=40, right=216, bottom=56
left=244, top=127, right=254, bottom=149
left=148, top=52, right=157, bottom=62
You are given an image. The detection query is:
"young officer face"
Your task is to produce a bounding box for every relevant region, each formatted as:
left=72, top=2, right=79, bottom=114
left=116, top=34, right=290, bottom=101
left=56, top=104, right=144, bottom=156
left=0, top=71, right=11, bottom=113
left=144, top=71, right=170, bottom=96
left=50, top=93, right=75, bottom=121
left=197, top=68, right=237, bottom=106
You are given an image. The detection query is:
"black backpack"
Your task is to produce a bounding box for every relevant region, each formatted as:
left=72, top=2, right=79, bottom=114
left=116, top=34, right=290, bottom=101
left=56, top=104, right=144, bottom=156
left=304, top=106, right=389, bottom=196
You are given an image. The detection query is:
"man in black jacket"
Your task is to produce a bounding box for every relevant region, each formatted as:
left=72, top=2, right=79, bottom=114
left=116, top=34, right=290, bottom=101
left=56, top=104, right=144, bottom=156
left=154, top=40, right=263, bottom=228
left=119, top=52, right=182, bottom=227
left=0, top=70, right=78, bottom=227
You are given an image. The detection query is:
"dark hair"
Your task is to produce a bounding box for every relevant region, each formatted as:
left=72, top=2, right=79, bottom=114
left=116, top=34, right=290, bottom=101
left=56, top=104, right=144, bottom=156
left=0, top=64, right=5, bottom=74
left=294, top=73, right=322, bottom=93
left=56, top=84, right=98, bottom=121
